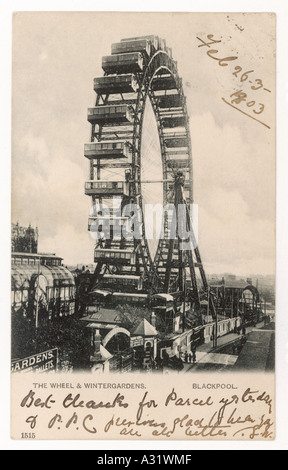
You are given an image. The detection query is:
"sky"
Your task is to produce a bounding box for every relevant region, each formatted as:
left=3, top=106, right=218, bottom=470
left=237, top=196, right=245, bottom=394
left=11, top=12, right=276, bottom=276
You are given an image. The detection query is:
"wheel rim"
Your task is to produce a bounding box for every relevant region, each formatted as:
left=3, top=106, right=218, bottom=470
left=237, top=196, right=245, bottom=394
left=85, top=36, right=205, bottom=300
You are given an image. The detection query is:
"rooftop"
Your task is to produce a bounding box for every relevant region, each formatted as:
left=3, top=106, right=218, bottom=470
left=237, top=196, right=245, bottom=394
left=209, top=279, right=249, bottom=289
left=234, top=325, right=275, bottom=372
left=132, top=319, right=158, bottom=337
left=81, top=308, right=122, bottom=325
left=12, top=252, right=63, bottom=260
left=153, top=293, right=174, bottom=302
left=11, top=264, right=75, bottom=288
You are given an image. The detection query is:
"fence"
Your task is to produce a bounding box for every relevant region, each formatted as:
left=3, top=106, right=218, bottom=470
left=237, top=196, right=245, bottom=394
left=203, top=316, right=242, bottom=343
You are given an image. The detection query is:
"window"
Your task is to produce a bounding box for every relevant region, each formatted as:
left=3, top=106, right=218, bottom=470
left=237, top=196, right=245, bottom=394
left=145, top=342, right=152, bottom=352
left=22, top=289, right=28, bottom=302
left=46, top=288, right=51, bottom=301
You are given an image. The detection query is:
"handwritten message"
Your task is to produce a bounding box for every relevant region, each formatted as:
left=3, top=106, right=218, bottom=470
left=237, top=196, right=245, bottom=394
left=12, top=377, right=274, bottom=440
left=197, top=34, right=272, bottom=129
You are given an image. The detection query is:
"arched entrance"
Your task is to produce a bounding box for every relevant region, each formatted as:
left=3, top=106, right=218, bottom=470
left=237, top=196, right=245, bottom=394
left=103, top=327, right=131, bottom=348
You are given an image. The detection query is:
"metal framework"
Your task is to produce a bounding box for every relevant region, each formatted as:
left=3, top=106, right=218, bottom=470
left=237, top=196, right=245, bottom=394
left=85, top=35, right=211, bottom=310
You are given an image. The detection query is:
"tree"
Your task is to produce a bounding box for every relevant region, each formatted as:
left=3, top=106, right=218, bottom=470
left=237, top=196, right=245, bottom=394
left=11, top=314, right=91, bottom=371
left=115, top=304, right=151, bottom=331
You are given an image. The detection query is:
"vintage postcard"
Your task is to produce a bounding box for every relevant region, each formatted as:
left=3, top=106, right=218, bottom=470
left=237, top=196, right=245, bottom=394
left=11, top=12, right=276, bottom=441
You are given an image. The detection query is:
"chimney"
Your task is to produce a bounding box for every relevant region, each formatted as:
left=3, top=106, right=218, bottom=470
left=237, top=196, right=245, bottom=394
left=150, top=312, right=156, bottom=328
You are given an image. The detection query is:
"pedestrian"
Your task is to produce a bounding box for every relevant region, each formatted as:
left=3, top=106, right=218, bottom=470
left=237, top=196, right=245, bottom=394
left=185, top=352, right=188, bottom=363
left=242, top=326, right=246, bottom=335
left=192, top=351, right=196, bottom=364
left=188, top=353, right=192, bottom=363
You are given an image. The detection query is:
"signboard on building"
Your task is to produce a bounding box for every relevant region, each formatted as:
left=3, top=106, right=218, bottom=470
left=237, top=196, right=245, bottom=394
left=11, top=348, right=58, bottom=374
left=130, top=336, right=144, bottom=348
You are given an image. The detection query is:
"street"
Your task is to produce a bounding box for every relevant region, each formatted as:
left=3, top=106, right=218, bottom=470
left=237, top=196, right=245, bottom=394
left=183, top=321, right=272, bottom=372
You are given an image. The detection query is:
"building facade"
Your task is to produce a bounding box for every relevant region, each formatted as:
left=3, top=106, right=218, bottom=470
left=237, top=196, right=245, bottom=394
left=11, top=237, right=76, bottom=325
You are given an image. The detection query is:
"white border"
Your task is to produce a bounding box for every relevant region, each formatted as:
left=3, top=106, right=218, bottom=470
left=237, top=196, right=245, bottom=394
left=1, top=0, right=288, bottom=451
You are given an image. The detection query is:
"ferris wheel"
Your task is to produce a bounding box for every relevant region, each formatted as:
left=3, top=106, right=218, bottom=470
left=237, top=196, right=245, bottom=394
left=85, top=35, right=209, bottom=306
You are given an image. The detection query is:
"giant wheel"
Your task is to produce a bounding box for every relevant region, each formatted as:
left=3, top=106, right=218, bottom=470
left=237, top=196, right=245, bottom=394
left=85, top=35, right=209, bottom=307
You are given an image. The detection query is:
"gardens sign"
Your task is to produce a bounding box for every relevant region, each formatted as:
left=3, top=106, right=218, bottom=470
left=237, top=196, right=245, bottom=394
left=11, top=349, right=58, bottom=374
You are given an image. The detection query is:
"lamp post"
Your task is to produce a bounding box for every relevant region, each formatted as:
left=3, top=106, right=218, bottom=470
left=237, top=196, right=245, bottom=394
left=206, top=286, right=210, bottom=324
left=182, top=266, right=186, bottom=333
left=35, top=255, right=41, bottom=330
left=213, top=308, right=218, bottom=349
left=213, top=286, right=218, bottom=349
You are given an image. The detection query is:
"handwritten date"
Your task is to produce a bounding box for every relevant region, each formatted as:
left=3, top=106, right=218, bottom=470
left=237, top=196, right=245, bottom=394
left=196, top=34, right=272, bottom=129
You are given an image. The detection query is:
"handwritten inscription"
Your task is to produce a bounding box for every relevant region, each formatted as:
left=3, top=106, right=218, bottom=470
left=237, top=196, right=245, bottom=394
left=19, top=385, right=274, bottom=440
left=196, top=34, right=272, bottom=129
